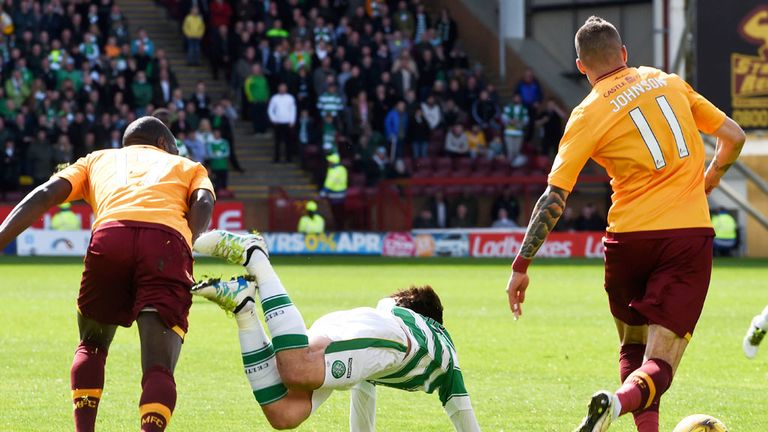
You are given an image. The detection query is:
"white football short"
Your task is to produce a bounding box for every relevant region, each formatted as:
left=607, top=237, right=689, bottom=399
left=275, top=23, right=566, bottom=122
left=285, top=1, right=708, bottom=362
left=308, top=307, right=410, bottom=390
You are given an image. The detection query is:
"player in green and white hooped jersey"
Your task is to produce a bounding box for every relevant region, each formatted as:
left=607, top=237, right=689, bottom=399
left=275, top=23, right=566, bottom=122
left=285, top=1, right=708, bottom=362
left=192, top=230, right=481, bottom=431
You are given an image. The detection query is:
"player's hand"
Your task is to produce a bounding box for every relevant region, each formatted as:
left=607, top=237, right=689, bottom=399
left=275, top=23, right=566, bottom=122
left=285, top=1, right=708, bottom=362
left=704, top=166, right=720, bottom=195
left=506, top=271, right=529, bottom=320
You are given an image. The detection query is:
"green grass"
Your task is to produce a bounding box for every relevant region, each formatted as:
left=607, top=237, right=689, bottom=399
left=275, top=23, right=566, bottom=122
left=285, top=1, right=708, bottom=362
left=0, top=256, right=766, bottom=431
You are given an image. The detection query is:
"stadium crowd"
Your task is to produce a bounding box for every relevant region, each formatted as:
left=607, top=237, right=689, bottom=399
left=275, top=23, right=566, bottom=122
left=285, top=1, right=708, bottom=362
left=0, top=0, right=591, bottom=229
left=0, top=0, right=241, bottom=200
left=168, top=0, right=578, bottom=228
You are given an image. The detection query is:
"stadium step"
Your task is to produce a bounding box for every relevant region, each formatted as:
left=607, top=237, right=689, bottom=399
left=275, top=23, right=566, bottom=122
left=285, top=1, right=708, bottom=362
left=116, top=0, right=319, bottom=201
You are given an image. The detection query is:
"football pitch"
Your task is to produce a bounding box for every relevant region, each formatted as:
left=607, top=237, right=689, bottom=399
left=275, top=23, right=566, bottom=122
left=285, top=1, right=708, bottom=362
left=1, top=256, right=766, bottom=431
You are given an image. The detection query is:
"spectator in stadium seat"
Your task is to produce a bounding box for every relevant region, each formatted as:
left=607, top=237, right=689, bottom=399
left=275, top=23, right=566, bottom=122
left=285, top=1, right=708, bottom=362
left=297, top=109, right=315, bottom=152
left=5, top=69, right=30, bottom=107
left=553, top=207, right=577, bottom=232
left=428, top=191, right=450, bottom=229
left=27, top=129, right=53, bottom=186
left=515, top=68, right=543, bottom=110
left=409, top=108, right=430, bottom=159
left=131, top=28, right=154, bottom=57
left=436, top=8, right=458, bottom=51
left=449, top=203, right=472, bottom=228
left=492, top=188, right=521, bottom=223
left=413, top=207, right=436, bottom=229
left=574, top=203, right=606, bottom=232
left=245, top=64, right=270, bottom=134
left=487, top=136, right=505, bottom=160
left=152, top=69, right=175, bottom=108
left=53, top=134, right=73, bottom=165
left=130, top=71, right=153, bottom=117
left=317, top=83, right=344, bottom=120
left=183, top=131, right=206, bottom=163
left=421, top=94, right=442, bottom=130
left=466, top=124, right=487, bottom=159
left=472, top=89, right=499, bottom=130
left=502, top=93, right=529, bottom=164
left=231, top=47, right=256, bottom=108
left=297, top=200, right=325, bottom=234
left=207, top=128, right=231, bottom=192
left=394, top=1, right=414, bottom=38
left=492, top=207, right=519, bottom=229
left=534, top=97, right=567, bottom=157
left=210, top=25, right=232, bottom=81
left=182, top=6, right=204, bottom=65
left=268, top=83, right=297, bottom=163
left=442, top=98, right=465, bottom=127
left=190, top=81, right=211, bottom=120
left=384, top=100, right=408, bottom=160
left=445, top=123, right=469, bottom=157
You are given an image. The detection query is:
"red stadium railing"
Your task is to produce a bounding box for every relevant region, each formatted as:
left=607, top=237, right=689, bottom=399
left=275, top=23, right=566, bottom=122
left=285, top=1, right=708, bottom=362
left=268, top=175, right=610, bottom=232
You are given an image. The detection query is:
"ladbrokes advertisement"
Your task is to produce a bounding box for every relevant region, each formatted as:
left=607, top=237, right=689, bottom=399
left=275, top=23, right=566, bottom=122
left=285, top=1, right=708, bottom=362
left=698, top=1, right=768, bottom=129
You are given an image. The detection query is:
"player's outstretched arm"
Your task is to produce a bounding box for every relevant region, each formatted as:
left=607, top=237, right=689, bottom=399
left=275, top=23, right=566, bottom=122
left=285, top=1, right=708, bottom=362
left=506, top=185, right=569, bottom=318
left=0, top=178, right=72, bottom=250
left=704, top=117, right=746, bottom=195
left=186, top=189, right=215, bottom=244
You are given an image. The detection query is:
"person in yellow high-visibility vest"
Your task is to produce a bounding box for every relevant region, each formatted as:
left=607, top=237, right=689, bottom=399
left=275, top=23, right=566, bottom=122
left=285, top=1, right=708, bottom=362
left=711, top=207, right=738, bottom=257
left=320, top=153, right=347, bottom=230
left=51, top=203, right=81, bottom=231
left=297, top=200, right=325, bottom=233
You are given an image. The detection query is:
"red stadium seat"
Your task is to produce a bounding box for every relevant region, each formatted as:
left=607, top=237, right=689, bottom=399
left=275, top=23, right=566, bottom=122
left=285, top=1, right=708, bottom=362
left=350, top=173, right=366, bottom=187
left=455, top=157, right=474, bottom=172
left=474, top=158, right=492, bottom=175
left=414, top=157, right=433, bottom=171
left=435, top=157, right=452, bottom=172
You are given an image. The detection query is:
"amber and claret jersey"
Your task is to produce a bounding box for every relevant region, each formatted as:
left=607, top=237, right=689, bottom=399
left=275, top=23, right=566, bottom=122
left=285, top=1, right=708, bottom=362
left=55, top=145, right=215, bottom=247
left=548, top=66, right=727, bottom=233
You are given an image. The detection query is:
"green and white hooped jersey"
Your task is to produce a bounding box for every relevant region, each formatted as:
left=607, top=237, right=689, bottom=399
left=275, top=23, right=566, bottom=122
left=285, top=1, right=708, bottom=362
left=373, top=300, right=471, bottom=416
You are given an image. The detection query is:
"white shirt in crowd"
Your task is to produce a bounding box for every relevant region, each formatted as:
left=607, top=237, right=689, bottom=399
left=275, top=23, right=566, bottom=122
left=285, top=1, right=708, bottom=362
left=268, top=93, right=297, bottom=125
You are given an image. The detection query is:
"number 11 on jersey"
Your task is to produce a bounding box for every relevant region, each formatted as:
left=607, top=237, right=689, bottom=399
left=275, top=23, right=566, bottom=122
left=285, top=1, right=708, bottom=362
left=629, top=95, right=689, bottom=170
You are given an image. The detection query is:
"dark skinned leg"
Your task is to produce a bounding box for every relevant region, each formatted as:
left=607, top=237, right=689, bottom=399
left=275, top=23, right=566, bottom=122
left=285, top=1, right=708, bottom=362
left=136, top=312, right=183, bottom=432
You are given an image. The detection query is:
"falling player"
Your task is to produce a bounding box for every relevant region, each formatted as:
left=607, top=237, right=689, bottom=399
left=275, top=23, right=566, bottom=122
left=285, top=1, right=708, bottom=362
left=0, top=117, right=215, bottom=432
left=192, top=230, right=481, bottom=431
left=503, top=16, right=746, bottom=432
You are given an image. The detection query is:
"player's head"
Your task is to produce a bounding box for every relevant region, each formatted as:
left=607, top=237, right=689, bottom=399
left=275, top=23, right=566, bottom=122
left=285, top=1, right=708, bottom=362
left=123, top=116, right=178, bottom=155
left=390, top=285, right=444, bottom=324
left=574, top=16, right=627, bottom=80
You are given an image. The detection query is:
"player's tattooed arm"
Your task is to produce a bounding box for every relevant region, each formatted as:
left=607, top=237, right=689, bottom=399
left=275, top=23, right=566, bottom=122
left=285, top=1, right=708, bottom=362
left=710, top=158, right=734, bottom=176
left=519, top=185, right=569, bottom=259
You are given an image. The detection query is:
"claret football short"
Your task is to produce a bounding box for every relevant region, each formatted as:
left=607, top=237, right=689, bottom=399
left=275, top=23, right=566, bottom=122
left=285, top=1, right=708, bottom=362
left=603, top=228, right=714, bottom=340
left=78, top=221, right=194, bottom=338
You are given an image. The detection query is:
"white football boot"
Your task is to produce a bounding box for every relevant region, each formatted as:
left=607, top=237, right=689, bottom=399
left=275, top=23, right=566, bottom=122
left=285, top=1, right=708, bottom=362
left=194, top=230, right=269, bottom=265
left=191, top=275, right=257, bottom=313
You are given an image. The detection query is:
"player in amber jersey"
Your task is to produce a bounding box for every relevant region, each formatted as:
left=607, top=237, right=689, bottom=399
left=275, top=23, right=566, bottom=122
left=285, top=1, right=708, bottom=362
left=503, top=17, right=746, bottom=432
left=0, top=117, right=215, bottom=432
